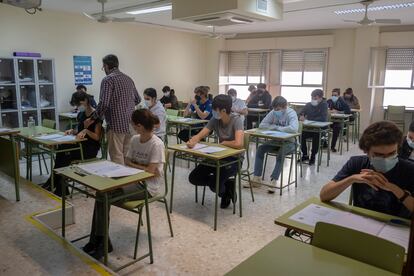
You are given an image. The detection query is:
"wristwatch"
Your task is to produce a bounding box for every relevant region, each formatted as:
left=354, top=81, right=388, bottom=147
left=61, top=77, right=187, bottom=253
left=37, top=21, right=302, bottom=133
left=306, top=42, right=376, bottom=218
left=399, top=190, right=411, bottom=203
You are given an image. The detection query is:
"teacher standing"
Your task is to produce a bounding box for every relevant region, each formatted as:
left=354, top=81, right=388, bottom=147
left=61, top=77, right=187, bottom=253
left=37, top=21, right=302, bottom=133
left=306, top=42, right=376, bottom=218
left=93, top=54, right=141, bottom=164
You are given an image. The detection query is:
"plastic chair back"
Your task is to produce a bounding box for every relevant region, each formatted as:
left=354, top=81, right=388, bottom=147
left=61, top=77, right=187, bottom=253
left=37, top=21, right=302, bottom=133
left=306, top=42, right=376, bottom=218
left=42, top=119, right=56, bottom=129
left=166, top=109, right=179, bottom=116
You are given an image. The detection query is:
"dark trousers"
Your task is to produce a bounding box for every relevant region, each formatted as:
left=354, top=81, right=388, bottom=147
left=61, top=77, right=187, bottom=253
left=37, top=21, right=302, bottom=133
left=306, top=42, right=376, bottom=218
left=178, top=129, right=202, bottom=142
left=188, top=157, right=239, bottom=197
left=331, top=123, right=341, bottom=149
left=301, top=131, right=320, bottom=157
left=246, top=115, right=258, bottom=130
left=90, top=183, right=151, bottom=243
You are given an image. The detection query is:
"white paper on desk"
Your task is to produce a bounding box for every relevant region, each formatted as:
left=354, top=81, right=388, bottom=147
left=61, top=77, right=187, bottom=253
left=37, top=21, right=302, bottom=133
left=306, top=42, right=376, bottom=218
left=53, top=135, right=77, bottom=142
left=61, top=112, right=78, bottom=118
left=37, top=134, right=63, bottom=140
left=261, top=130, right=291, bottom=137
left=179, top=143, right=208, bottom=150
left=197, top=146, right=226, bottom=154
left=378, top=224, right=410, bottom=252
left=0, top=128, right=11, bottom=133
left=289, top=204, right=347, bottom=227
left=332, top=212, right=385, bottom=236
left=77, top=160, right=143, bottom=178
left=175, top=118, right=192, bottom=122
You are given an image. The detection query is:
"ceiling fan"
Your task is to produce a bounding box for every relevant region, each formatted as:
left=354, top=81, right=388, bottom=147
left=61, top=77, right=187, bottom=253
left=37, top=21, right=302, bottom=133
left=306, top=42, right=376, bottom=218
left=83, top=0, right=136, bottom=23
left=203, top=26, right=237, bottom=39
left=343, top=0, right=401, bottom=26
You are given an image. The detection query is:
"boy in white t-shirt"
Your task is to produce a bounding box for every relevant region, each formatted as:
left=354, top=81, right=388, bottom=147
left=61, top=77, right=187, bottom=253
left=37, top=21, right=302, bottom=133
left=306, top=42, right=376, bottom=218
left=83, top=109, right=165, bottom=260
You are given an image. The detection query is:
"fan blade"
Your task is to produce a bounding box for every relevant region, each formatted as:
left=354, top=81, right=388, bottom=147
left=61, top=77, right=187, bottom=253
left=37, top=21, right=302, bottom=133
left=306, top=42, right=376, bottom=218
left=83, top=12, right=97, bottom=21
left=112, top=17, right=136, bottom=22
left=343, top=19, right=359, bottom=23
left=374, top=19, right=401, bottom=24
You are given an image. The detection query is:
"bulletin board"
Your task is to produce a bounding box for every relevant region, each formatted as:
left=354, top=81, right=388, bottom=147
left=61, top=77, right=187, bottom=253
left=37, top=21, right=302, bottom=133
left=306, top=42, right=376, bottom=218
left=73, top=55, right=92, bottom=85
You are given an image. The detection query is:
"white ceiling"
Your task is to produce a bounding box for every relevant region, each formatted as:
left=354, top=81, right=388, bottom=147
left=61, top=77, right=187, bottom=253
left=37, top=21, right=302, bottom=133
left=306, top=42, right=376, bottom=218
left=40, top=0, right=414, bottom=35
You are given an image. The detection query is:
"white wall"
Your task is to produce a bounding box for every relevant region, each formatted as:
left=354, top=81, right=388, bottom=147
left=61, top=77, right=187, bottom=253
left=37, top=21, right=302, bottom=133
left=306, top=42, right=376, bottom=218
left=0, top=4, right=209, bottom=112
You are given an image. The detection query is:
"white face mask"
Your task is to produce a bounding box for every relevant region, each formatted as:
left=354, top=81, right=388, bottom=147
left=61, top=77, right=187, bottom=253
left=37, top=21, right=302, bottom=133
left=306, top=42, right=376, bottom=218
left=164, top=92, right=170, bottom=97
left=407, top=137, right=414, bottom=149
left=231, top=96, right=237, bottom=102
left=78, top=105, right=86, bottom=112
left=311, top=100, right=319, bottom=106
left=144, top=100, right=153, bottom=107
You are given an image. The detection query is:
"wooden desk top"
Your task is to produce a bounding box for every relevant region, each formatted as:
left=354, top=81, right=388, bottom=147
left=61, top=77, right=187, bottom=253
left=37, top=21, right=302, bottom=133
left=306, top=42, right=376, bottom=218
left=168, top=142, right=245, bottom=160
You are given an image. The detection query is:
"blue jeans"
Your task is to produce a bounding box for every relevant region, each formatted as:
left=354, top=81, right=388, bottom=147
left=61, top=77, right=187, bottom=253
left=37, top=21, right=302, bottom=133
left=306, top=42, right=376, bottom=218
left=253, top=142, right=296, bottom=180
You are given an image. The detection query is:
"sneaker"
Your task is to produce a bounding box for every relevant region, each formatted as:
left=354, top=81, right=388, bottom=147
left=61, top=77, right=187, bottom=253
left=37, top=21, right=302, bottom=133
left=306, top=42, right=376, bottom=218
left=267, top=179, right=277, bottom=194
left=82, top=242, right=96, bottom=254
left=331, top=148, right=337, bottom=153
left=89, top=238, right=113, bottom=260
left=243, top=176, right=261, bottom=188
left=309, top=156, right=316, bottom=166
left=301, top=155, right=309, bottom=162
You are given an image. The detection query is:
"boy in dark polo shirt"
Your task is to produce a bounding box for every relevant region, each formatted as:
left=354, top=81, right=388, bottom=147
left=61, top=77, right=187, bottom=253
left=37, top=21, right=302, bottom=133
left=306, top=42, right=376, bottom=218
left=320, top=121, right=414, bottom=218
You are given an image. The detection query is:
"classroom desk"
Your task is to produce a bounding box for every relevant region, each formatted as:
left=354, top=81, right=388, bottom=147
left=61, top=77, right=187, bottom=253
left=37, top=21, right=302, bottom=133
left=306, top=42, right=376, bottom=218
left=330, top=113, right=352, bottom=155
left=0, top=129, right=20, bottom=201
left=225, top=236, right=398, bottom=276
left=302, top=120, right=332, bottom=172
left=55, top=162, right=155, bottom=269
left=16, top=126, right=85, bottom=191
left=274, top=197, right=410, bottom=237
left=247, top=108, right=269, bottom=127
left=244, top=128, right=301, bottom=196
left=351, top=109, right=361, bottom=143
left=168, top=143, right=245, bottom=231
left=166, top=115, right=209, bottom=143
left=59, top=112, right=78, bottom=129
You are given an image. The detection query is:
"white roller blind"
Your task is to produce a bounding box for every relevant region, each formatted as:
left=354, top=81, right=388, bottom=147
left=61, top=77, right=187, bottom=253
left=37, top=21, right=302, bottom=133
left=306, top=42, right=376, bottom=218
left=386, top=48, right=414, bottom=70
left=282, top=51, right=304, bottom=72
left=229, top=52, right=247, bottom=76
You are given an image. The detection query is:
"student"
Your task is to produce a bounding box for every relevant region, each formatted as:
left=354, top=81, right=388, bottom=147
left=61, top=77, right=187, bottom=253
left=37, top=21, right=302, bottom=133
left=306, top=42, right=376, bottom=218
left=227, top=88, right=248, bottom=122
left=75, top=84, right=97, bottom=108
left=327, top=88, right=351, bottom=153
left=178, top=86, right=212, bottom=142
left=320, top=121, right=414, bottom=218
left=246, top=83, right=272, bottom=129
left=245, top=84, right=257, bottom=104
left=250, top=96, right=299, bottom=193
left=83, top=109, right=165, bottom=260
left=299, top=89, right=328, bottom=165
left=42, top=92, right=102, bottom=196
left=160, top=86, right=179, bottom=110
left=399, top=121, right=414, bottom=161
left=143, top=88, right=167, bottom=141
left=343, top=87, right=360, bottom=109
left=187, top=94, right=244, bottom=208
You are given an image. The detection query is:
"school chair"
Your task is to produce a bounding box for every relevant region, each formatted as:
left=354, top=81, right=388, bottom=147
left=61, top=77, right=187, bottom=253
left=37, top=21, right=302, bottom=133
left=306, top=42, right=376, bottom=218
left=386, top=105, right=406, bottom=132
left=312, top=222, right=405, bottom=274
left=166, top=109, right=180, bottom=145
left=116, top=149, right=173, bottom=262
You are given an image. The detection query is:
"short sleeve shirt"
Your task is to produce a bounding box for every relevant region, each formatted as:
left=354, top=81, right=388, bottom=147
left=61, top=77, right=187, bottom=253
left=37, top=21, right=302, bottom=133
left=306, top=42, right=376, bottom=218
left=190, top=99, right=212, bottom=120
left=332, top=155, right=414, bottom=218
left=206, top=114, right=243, bottom=143
left=126, top=135, right=165, bottom=195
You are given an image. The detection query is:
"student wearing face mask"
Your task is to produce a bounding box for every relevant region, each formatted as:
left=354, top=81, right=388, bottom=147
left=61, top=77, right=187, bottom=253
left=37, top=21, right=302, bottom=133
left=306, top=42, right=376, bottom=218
left=187, top=95, right=244, bottom=209
left=343, top=87, right=360, bottom=109
left=327, top=88, right=351, bottom=153
left=249, top=96, right=299, bottom=193
left=299, top=89, right=328, bottom=165
left=143, top=88, right=167, bottom=141
left=320, top=121, right=414, bottom=218
left=227, top=88, right=248, bottom=122
left=399, top=121, right=414, bottom=162
left=42, top=91, right=102, bottom=196
left=178, top=86, right=212, bottom=142
left=160, top=86, right=179, bottom=110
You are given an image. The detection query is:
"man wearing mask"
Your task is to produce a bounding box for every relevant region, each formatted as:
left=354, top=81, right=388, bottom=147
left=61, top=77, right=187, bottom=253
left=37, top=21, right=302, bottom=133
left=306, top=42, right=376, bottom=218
left=227, top=88, right=248, bottom=122
left=320, top=121, right=414, bottom=219
left=327, top=88, right=351, bottom=153
left=299, top=89, right=328, bottom=165
left=399, top=121, right=414, bottom=162
left=90, top=54, right=141, bottom=165
left=246, top=83, right=272, bottom=129
left=160, top=85, right=179, bottom=110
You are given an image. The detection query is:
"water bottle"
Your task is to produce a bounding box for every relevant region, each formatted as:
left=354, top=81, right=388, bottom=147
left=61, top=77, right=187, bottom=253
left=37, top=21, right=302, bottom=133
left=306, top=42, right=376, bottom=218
left=28, top=116, right=36, bottom=136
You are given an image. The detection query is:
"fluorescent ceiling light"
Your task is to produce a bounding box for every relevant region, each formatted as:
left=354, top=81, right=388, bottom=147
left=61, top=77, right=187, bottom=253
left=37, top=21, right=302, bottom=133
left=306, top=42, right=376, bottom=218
left=334, top=2, right=414, bottom=15
left=127, top=5, right=172, bottom=15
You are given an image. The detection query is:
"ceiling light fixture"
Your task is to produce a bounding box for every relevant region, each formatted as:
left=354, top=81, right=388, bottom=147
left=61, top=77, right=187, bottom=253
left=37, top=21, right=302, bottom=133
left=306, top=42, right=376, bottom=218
left=127, top=5, right=172, bottom=15
left=334, top=2, right=414, bottom=15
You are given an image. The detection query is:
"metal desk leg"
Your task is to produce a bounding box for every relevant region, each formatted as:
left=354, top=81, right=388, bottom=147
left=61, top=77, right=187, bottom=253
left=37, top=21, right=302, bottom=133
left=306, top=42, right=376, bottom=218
left=62, top=178, right=66, bottom=237
left=50, top=149, right=55, bottom=192
left=339, top=121, right=344, bottom=155
left=327, top=131, right=331, bottom=167
left=144, top=187, right=154, bottom=264
left=346, top=121, right=350, bottom=152
left=103, top=193, right=109, bottom=265
left=238, top=157, right=242, bottom=218
left=214, top=160, right=220, bottom=231
left=169, top=151, right=177, bottom=213
left=279, top=144, right=285, bottom=196
left=317, top=130, right=322, bottom=173
left=294, top=139, right=298, bottom=188
left=11, top=135, right=20, bottom=201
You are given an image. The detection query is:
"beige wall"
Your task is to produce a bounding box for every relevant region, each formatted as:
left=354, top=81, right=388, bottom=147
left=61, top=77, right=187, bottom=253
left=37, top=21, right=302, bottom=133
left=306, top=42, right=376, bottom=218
left=0, top=4, right=209, bottom=112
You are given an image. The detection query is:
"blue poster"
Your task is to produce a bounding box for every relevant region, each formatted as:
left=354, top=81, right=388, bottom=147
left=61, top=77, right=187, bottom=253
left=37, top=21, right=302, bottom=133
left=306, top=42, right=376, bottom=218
left=73, top=56, right=92, bottom=85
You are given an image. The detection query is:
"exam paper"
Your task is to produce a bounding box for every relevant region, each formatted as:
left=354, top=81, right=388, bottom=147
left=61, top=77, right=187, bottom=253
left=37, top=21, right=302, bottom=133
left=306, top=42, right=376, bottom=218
left=37, top=134, right=63, bottom=140
left=197, top=146, right=226, bottom=154
left=180, top=143, right=208, bottom=150
left=0, top=128, right=11, bottom=133
left=288, top=204, right=345, bottom=227
left=53, top=135, right=77, bottom=142
left=378, top=224, right=410, bottom=252
left=261, top=130, right=292, bottom=137
left=175, top=118, right=192, bottom=122
left=77, top=160, right=143, bottom=178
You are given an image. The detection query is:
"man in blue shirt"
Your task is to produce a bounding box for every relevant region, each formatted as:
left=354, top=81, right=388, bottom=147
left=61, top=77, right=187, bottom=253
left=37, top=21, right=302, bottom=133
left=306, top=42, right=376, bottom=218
left=327, top=88, right=351, bottom=152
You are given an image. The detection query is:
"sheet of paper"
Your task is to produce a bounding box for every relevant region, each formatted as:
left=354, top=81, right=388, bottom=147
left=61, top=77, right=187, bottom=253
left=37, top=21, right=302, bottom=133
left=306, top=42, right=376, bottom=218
left=0, top=128, right=11, bottom=133
left=53, top=135, right=77, bottom=142
left=179, top=143, right=208, bottom=150
left=37, top=134, right=64, bottom=140
left=61, top=112, right=78, bottom=118
left=289, top=204, right=347, bottom=227
left=197, top=146, right=226, bottom=154
left=261, top=130, right=292, bottom=137
left=332, top=212, right=385, bottom=236
left=378, top=224, right=410, bottom=252
left=77, top=160, right=143, bottom=178
left=304, top=120, right=329, bottom=127
left=175, top=118, right=192, bottom=122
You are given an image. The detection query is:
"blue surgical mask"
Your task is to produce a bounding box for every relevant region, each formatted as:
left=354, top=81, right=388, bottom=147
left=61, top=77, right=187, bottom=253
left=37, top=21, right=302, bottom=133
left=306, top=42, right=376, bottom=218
left=370, top=154, right=399, bottom=173
left=144, top=100, right=152, bottom=107
left=212, top=110, right=221, bottom=120
left=273, top=110, right=284, bottom=117
left=78, top=105, right=86, bottom=112
left=331, top=96, right=339, bottom=102
left=407, top=137, right=414, bottom=149
left=311, top=100, right=319, bottom=106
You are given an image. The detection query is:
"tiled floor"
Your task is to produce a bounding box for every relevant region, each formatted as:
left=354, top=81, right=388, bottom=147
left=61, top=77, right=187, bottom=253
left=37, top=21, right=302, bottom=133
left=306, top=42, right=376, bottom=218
left=0, top=139, right=359, bottom=275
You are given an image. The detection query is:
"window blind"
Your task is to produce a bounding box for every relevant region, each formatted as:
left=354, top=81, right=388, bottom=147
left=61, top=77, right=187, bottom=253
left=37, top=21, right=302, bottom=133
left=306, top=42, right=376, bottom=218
left=247, top=52, right=267, bottom=77
left=282, top=51, right=304, bottom=72
left=386, top=48, right=414, bottom=70
left=304, top=51, right=326, bottom=72
left=229, top=52, right=248, bottom=76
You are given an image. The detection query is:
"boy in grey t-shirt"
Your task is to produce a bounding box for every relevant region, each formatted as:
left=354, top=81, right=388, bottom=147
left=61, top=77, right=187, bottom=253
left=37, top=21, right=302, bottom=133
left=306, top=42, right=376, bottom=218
left=187, top=94, right=244, bottom=209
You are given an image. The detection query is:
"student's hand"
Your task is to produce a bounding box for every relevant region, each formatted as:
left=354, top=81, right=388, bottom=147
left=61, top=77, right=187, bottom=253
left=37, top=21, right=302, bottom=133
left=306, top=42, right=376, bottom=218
left=64, top=129, right=74, bottom=135
left=331, top=109, right=338, bottom=114
left=165, top=103, right=172, bottom=108
left=360, top=169, right=394, bottom=192
left=299, top=115, right=305, bottom=121
left=83, top=118, right=94, bottom=129
left=76, top=129, right=87, bottom=139
left=191, top=99, right=197, bottom=107
left=186, top=138, right=197, bottom=149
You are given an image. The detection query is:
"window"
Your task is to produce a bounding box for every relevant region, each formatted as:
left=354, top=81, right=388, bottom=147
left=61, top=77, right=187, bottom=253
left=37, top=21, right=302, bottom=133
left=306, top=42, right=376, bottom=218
left=383, top=48, right=414, bottom=107
left=280, top=50, right=327, bottom=103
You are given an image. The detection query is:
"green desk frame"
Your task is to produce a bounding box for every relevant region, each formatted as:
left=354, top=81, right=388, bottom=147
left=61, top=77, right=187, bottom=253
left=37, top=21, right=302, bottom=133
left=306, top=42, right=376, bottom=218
left=330, top=114, right=352, bottom=155
left=302, top=121, right=332, bottom=172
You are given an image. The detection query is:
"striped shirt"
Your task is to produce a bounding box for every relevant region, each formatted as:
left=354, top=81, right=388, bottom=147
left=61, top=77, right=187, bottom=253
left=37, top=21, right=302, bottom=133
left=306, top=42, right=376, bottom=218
left=96, top=68, right=141, bottom=133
